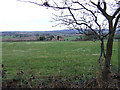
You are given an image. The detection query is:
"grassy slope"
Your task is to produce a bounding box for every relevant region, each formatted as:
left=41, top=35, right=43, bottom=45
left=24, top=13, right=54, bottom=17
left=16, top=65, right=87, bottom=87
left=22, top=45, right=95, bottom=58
left=1, top=36, right=20, bottom=39
left=64, top=36, right=80, bottom=41
left=2, top=41, right=118, bottom=79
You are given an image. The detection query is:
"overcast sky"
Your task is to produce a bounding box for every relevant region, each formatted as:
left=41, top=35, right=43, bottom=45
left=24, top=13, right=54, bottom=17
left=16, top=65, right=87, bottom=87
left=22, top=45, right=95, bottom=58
left=0, top=0, right=117, bottom=32
left=0, top=0, right=63, bottom=31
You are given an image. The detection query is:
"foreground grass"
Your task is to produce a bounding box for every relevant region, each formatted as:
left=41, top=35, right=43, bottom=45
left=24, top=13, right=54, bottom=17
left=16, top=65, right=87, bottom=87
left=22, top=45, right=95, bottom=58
left=2, top=41, right=118, bottom=79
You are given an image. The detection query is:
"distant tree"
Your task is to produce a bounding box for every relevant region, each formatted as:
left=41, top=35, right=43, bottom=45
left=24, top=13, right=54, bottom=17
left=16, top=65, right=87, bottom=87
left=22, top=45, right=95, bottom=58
left=19, top=0, right=120, bottom=87
left=39, top=36, right=45, bottom=41
left=49, top=35, right=54, bottom=40
left=57, top=36, right=60, bottom=40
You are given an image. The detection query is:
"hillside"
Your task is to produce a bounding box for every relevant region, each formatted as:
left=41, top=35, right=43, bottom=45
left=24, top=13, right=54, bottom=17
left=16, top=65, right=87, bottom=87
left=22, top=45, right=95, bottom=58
left=1, top=30, right=78, bottom=36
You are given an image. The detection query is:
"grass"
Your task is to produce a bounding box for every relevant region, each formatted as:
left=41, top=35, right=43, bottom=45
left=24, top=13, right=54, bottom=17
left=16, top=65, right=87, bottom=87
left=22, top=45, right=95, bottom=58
left=1, top=36, right=20, bottom=39
left=64, top=35, right=82, bottom=41
left=2, top=40, right=118, bottom=79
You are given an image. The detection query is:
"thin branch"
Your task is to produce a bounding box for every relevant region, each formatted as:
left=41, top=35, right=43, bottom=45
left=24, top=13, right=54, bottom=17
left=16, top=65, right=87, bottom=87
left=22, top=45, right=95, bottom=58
left=72, top=1, right=102, bottom=36
left=67, top=7, right=100, bottom=38
left=98, top=38, right=106, bottom=70
left=102, top=33, right=109, bottom=38
left=99, top=39, right=103, bottom=69
left=98, top=0, right=100, bottom=5
left=90, top=0, right=111, bottom=19
left=98, top=50, right=102, bottom=70
left=101, top=38, right=106, bottom=58
left=79, top=23, right=100, bottom=37
left=18, top=0, right=84, bottom=10
left=112, top=7, right=120, bottom=19
left=68, top=7, right=78, bottom=24
left=17, top=0, right=44, bottom=6
left=103, top=0, right=107, bottom=11
left=114, top=13, right=120, bottom=29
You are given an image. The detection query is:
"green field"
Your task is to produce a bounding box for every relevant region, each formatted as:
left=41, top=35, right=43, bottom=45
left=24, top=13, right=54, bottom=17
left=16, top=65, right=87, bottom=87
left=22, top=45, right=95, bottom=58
left=64, top=35, right=81, bottom=41
left=1, top=36, right=20, bottom=39
left=2, top=41, right=118, bottom=79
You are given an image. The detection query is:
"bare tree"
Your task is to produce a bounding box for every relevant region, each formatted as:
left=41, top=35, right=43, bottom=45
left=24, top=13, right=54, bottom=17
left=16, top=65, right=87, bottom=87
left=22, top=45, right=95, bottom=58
left=18, top=0, right=120, bottom=87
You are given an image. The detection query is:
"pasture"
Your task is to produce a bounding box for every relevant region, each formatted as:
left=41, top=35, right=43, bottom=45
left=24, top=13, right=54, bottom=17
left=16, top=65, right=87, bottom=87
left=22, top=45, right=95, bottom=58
left=2, top=41, right=118, bottom=79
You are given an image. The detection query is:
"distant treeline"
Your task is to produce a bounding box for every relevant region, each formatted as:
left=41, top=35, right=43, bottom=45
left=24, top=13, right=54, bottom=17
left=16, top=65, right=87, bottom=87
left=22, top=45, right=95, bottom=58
left=1, top=29, right=120, bottom=42
left=1, top=30, right=77, bottom=37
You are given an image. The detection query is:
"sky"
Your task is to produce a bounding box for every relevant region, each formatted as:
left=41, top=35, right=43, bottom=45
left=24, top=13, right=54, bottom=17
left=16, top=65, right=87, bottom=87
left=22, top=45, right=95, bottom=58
left=0, top=0, right=118, bottom=32
left=0, top=0, right=62, bottom=31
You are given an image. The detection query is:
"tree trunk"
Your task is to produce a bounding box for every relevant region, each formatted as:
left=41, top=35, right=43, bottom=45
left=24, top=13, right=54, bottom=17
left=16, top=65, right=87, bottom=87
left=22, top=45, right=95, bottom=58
left=102, top=35, right=114, bottom=77
left=102, top=20, right=115, bottom=87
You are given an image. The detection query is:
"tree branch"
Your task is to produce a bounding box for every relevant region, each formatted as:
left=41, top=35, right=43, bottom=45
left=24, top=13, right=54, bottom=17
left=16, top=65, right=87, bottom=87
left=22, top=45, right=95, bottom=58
left=114, top=13, right=120, bottom=29
left=17, top=0, right=44, bottom=6
left=77, top=23, right=100, bottom=37
left=112, top=7, right=120, bottom=19
left=91, top=0, right=110, bottom=19
left=68, top=7, right=100, bottom=38
left=68, top=7, right=78, bottom=24
left=102, top=33, right=109, bottom=38
left=72, top=1, right=101, bottom=35
left=103, top=0, right=107, bottom=11
left=18, top=0, right=83, bottom=10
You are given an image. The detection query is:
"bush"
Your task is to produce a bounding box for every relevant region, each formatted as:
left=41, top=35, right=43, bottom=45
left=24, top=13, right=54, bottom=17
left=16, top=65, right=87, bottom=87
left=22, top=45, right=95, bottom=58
left=39, top=36, right=45, bottom=41
left=83, top=35, right=98, bottom=41
left=114, top=35, right=120, bottom=39
left=2, top=65, right=99, bottom=88
left=2, top=64, right=120, bottom=88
